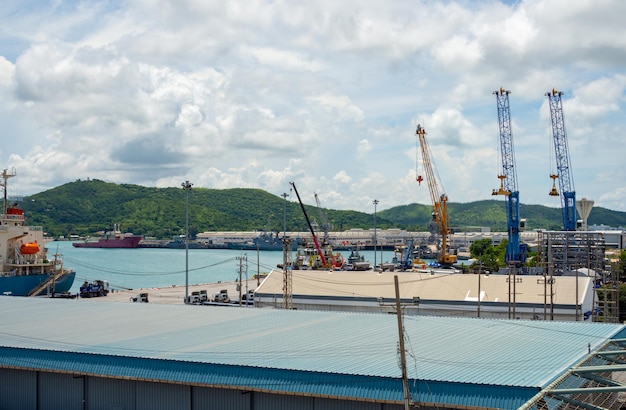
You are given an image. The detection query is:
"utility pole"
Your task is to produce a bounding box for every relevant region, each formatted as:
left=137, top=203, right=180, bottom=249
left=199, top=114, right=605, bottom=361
left=281, top=192, right=289, bottom=239
left=394, top=275, right=411, bottom=409
left=236, top=254, right=247, bottom=306
left=373, top=199, right=379, bottom=269
left=181, top=180, right=193, bottom=304
left=477, top=266, right=481, bottom=318
left=282, top=238, right=293, bottom=309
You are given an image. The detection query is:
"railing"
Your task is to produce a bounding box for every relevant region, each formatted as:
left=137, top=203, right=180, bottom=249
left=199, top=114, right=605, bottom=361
left=28, top=271, right=65, bottom=297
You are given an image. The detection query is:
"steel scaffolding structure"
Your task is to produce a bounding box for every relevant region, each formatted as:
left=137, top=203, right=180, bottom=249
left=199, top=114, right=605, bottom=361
left=536, top=230, right=618, bottom=323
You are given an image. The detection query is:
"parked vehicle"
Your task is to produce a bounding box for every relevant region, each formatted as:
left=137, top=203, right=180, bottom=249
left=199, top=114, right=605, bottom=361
left=131, top=292, right=149, bottom=303
left=185, top=290, right=209, bottom=304
left=79, top=280, right=109, bottom=298
left=213, top=289, right=230, bottom=303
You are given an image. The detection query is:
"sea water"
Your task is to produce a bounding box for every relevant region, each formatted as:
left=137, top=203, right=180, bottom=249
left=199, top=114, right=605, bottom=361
left=51, top=241, right=401, bottom=293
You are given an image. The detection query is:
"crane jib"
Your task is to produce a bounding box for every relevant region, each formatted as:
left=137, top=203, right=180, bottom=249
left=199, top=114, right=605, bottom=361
left=546, top=89, right=577, bottom=231
left=289, top=182, right=327, bottom=267
left=493, top=88, right=525, bottom=265
left=415, top=124, right=456, bottom=266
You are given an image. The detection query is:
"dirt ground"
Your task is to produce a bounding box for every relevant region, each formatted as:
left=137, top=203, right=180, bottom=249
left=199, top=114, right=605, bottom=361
left=77, top=280, right=260, bottom=305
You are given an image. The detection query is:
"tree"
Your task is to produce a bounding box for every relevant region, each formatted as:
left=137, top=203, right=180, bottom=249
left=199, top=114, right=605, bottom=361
left=479, top=247, right=500, bottom=273
left=617, top=250, right=626, bottom=283
left=619, top=283, right=626, bottom=323
left=470, top=238, right=493, bottom=258
left=524, top=249, right=538, bottom=267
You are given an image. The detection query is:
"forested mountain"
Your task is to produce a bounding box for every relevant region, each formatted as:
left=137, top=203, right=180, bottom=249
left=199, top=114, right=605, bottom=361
left=18, top=179, right=626, bottom=238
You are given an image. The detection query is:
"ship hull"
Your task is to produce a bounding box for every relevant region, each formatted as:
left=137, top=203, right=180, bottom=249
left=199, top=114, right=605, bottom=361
left=0, top=271, right=76, bottom=297
left=226, top=242, right=285, bottom=251
left=226, top=237, right=301, bottom=251
left=73, top=236, right=142, bottom=248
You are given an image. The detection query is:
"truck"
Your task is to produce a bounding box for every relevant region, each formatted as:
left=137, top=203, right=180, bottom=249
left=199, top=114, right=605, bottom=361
left=79, top=280, right=110, bottom=298
left=131, top=292, right=149, bottom=303
left=240, top=290, right=254, bottom=305
left=213, top=289, right=230, bottom=303
left=185, top=290, right=205, bottom=304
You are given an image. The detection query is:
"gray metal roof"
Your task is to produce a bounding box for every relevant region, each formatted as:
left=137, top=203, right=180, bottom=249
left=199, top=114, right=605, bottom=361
left=0, top=296, right=623, bottom=408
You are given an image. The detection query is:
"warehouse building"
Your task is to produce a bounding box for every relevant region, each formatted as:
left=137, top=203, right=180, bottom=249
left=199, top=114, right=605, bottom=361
left=0, top=297, right=625, bottom=409
left=255, top=269, right=598, bottom=321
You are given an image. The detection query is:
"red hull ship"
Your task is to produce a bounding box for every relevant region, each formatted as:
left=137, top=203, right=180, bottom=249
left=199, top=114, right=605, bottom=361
left=73, top=224, right=142, bottom=248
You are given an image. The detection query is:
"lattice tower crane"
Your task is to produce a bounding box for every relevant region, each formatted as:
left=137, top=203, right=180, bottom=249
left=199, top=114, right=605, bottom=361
left=314, top=192, right=332, bottom=243
left=415, top=125, right=457, bottom=266
left=546, top=88, right=577, bottom=231
left=492, top=88, right=526, bottom=265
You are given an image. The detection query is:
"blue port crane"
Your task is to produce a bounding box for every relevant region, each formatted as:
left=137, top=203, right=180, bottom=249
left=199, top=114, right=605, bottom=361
left=546, top=88, right=577, bottom=231
left=492, top=87, right=526, bottom=265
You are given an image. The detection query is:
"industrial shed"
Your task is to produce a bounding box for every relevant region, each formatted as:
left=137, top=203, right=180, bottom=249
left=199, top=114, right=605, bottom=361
left=255, top=269, right=597, bottom=321
left=0, top=297, right=624, bottom=409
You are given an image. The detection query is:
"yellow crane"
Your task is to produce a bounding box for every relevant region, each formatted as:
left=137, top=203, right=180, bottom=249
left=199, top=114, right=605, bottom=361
left=415, top=124, right=457, bottom=266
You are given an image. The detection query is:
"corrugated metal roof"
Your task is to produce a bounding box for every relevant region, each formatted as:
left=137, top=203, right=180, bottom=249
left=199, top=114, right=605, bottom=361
left=0, top=297, right=622, bottom=408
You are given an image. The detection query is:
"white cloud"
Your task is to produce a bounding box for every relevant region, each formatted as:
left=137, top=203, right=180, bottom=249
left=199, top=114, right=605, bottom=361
left=307, top=93, right=365, bottom=122
left=357, top=139, right=372, bottom=156
left=0, top=0, right=624, bottom=219
left=241, top=45, right=325, bottom=72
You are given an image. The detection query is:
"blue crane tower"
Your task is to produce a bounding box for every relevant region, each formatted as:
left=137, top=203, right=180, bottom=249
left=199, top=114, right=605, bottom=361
left=546, top=88, right=577, bottom=231
left=492, top=88, right=526, bottom=265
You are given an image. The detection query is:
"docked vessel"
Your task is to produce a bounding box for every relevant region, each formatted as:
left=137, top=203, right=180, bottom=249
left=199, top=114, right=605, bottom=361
left=344, top=245, right=370, bottom=271
left=73, top=224, right=142, bottom=248
left=0, top=169, right=76, bottom=296
left=226, top=231, right=300, bottom=251
left=292, top=239, right=345, bottom=270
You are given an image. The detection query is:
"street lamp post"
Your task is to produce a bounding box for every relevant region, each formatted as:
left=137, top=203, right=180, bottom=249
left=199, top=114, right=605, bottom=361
left=373, top=199, right=379, bottom=269
left=181, top=180, right=193, bottom=304
left=281, top=192, right=289, bottom=239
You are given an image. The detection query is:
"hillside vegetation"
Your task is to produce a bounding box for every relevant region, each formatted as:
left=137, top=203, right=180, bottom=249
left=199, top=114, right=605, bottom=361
left=19, top=179, right=626, bottom=238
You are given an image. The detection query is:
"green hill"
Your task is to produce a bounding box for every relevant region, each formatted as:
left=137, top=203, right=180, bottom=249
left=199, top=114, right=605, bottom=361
left=19, top=179, right=626, bottom=238
left=21, top=179, right=389, bottom=238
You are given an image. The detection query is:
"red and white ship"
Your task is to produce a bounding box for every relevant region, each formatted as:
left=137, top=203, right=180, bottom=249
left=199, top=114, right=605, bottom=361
left=73, top=224, right=142, bottom=248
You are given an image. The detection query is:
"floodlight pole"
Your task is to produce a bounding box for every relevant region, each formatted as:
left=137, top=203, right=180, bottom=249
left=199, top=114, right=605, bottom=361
left=281, top=192, right=289, bottom=239
left=182, top=180, right=193, bottom=304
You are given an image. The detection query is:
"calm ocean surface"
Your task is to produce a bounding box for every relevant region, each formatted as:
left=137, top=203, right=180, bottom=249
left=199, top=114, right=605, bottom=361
left=51, top=241, right=399, bottom=293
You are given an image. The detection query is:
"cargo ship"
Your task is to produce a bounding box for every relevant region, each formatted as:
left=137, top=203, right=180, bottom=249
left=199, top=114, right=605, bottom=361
left=0, top=169, right=76, bottom=296
left=73, top=224, right=142, bottom=248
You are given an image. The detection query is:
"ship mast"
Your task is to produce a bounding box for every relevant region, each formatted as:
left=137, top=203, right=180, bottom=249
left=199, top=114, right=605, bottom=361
left=1, top=168, right=17, bottom=217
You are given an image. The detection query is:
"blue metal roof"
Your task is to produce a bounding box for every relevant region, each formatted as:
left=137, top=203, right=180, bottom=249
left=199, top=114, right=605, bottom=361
left=0, top=297, right=622, bottom=408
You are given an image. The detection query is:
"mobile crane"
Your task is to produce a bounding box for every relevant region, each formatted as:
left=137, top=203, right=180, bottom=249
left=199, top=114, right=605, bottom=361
left=546, top=88, right=577, bottom=231
left=415, top=125, right=457, bottom=266
left=289, top=182, right=343, bottom=269
left=492, top=88, right=526, bottom=265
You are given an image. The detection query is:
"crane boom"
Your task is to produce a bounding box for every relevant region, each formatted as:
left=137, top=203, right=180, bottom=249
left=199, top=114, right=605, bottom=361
left=289, top=182, right=327, bottom=267
left=492, top=88, right=526, bottom=265
left=314, top=192, right=332, bottom=242
left=415, top=125, right=457, bottom=266
left=546, top=89, right=577, bottom=231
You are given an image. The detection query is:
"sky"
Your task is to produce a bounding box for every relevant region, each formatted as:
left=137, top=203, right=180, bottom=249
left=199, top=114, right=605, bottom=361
left=1, top=0, right=625, bottom=215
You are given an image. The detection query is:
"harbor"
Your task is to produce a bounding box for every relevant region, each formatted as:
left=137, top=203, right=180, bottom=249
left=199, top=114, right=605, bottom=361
left=49, top=240, right=285, bottom=295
